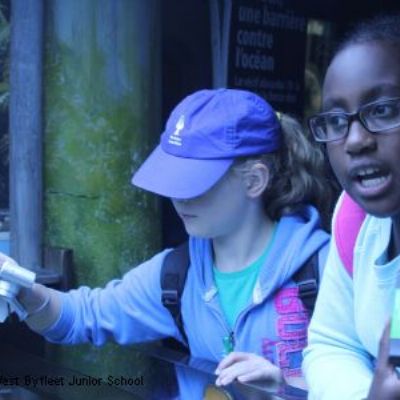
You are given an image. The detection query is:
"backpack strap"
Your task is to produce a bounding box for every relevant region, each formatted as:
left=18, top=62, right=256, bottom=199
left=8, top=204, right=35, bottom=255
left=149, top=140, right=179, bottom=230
left=334, top=192, right=366, bottom=277
left=161, top=241, right=190, bottom=347
left=293, top=252, right=319, bottom=315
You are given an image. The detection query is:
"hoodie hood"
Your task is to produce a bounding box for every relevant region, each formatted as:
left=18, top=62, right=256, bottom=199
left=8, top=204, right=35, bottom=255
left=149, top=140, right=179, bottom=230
left=188, top=205, right=330, bottom=300
left=257, top=206, right=329, bottom=294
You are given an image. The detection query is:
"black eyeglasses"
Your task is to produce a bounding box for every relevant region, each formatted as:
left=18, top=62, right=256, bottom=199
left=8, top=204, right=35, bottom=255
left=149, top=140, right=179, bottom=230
left=308, top=97, right=400, bottom=143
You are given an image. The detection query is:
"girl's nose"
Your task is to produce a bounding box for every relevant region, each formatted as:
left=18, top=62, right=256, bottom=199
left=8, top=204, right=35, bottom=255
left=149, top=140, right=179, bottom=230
left=344, top=120, right=377, bottom=155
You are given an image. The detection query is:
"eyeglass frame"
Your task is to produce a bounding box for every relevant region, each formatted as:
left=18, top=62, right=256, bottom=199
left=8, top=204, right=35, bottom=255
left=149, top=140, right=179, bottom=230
left=308, top=97, right=400, bottom=143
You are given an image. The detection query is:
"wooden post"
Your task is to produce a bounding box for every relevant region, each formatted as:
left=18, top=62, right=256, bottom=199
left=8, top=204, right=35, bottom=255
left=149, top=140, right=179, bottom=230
left=9, top=0, right=44, bottom=269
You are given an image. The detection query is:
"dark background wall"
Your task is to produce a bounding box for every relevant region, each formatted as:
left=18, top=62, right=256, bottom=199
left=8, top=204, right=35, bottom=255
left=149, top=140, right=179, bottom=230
left=160, top=0, right=400, bottom=247
left=161, top=0, right=212, bottom=247
left=2, top=0, right=400, bottom=244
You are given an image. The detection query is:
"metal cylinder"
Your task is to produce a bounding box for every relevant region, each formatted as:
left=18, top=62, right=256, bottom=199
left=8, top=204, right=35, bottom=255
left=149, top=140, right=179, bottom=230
left=0, top=261, right=36, bottom=288
left=0, top=279, right=19, bottom=298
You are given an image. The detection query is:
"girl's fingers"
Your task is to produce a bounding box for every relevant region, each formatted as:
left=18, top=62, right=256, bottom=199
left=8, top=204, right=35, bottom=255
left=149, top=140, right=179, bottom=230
left=215, top=352, right=249, bottom=373
left=235, top=362, right=283, bottom=383
left=376, top=321, right=392, bottom=373
left=216, top=361, right=255, bottom=386
left=236, top=369, right=269, bottom=383
left=215, top=357, right=282, bottom=387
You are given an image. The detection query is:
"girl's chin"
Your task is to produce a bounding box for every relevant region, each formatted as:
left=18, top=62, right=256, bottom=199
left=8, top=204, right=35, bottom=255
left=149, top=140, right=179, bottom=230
left=354, top=197, right=400, bottom=219
left=184, top=228, right=212, bottom=239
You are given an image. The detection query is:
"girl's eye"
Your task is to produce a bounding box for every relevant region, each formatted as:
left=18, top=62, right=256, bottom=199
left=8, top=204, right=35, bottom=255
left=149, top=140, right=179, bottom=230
left=327, top=114, right=347, bottom=128
left=369, top=102, right=399, bottom=119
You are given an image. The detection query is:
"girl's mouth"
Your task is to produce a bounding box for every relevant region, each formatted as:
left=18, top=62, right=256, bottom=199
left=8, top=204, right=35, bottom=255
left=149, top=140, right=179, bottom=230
left=350, top=165, right=391, bottom=196
left=356, top=167, right=390, bottom=188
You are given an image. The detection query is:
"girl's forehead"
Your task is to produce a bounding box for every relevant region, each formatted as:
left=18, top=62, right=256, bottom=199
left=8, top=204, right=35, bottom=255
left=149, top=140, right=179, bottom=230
left=322, top=42, right=400, bottom=108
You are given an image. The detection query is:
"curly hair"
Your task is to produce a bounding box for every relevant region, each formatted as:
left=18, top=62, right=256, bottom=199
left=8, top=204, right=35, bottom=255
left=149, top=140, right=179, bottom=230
left=234, top=113, right=332, bottom=224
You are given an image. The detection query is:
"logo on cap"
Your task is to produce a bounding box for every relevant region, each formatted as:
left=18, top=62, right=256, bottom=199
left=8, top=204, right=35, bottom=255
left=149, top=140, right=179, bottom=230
left=168, top=115, right=185, bottom=146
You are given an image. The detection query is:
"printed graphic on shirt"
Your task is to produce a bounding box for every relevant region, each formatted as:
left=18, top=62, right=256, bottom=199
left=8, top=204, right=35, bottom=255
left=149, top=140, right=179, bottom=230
left=262, top=287, right=309, bottom=377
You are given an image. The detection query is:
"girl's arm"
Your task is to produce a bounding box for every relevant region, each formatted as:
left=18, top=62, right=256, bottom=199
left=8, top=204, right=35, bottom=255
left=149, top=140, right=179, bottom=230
left=18, top=283, right=61, bottom=332
left=303, top=242, right=374, bottom=400
left=0, top=253, right=61, bottom=331
left=1, top=250, right=180, bottom=346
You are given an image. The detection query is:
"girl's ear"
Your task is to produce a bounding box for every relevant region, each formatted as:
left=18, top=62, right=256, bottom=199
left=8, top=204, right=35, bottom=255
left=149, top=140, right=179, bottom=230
left=244, top=163, right=270, bottom=198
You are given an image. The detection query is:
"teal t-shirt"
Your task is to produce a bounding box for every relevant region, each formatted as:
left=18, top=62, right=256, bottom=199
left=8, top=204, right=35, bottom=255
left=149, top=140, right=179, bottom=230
left=213, top=227, right=277, bottom=329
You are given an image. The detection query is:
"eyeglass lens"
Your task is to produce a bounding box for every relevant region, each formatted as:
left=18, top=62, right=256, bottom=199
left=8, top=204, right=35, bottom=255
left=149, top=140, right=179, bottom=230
left=310, top=98, right=400, bottom=142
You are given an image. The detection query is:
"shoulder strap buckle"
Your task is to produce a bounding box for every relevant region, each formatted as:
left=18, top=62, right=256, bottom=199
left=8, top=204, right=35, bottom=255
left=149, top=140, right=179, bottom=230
left=297, top=279, right=318, bottom=299
left=293, top=252, right=319, bottom=315
left=161, top=289, right=180, bottom=306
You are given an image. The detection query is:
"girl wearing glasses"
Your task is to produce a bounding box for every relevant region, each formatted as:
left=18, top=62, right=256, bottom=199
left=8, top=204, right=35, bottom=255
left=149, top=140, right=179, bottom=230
left=303, top=14, right=400, bottom=400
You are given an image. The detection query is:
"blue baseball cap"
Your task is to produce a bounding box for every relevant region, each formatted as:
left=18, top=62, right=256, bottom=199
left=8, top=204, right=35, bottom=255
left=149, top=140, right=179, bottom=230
left=132, top=88, right=281, bottom=199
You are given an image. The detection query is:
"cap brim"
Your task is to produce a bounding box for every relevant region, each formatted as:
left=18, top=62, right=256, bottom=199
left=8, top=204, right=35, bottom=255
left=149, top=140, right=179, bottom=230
left=131, top=145, right=233, bottom=199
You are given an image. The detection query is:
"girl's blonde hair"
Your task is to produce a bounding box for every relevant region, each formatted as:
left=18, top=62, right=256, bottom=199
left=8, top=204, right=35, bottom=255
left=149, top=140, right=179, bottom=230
left=235, top=113, right=332, bottom=224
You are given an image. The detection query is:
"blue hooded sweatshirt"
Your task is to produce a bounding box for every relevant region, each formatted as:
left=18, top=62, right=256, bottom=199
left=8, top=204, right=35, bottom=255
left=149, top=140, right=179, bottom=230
left=42, top=206, right=329, bottom=394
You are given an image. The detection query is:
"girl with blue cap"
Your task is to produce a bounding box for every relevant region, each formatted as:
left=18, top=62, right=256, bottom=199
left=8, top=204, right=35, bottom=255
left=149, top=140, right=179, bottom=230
left=0, top=88, right=330, bottom=394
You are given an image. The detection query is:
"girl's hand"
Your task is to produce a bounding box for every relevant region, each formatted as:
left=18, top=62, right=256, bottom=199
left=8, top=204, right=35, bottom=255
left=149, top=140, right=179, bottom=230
left=214, top=351, right=283, bottom=387
left=367, top=322, right=400, bottom=400
left=0, top=252, right=59, bottom=330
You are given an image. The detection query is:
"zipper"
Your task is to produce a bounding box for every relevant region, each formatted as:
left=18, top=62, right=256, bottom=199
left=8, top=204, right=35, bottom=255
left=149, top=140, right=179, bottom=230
left=222, top=331, right=235, bottom=356
left=223, top=294, right=265, bottom=355
left=205, top=293, right=236, bottom=356
left=205, top=285, right=263, bottom=357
